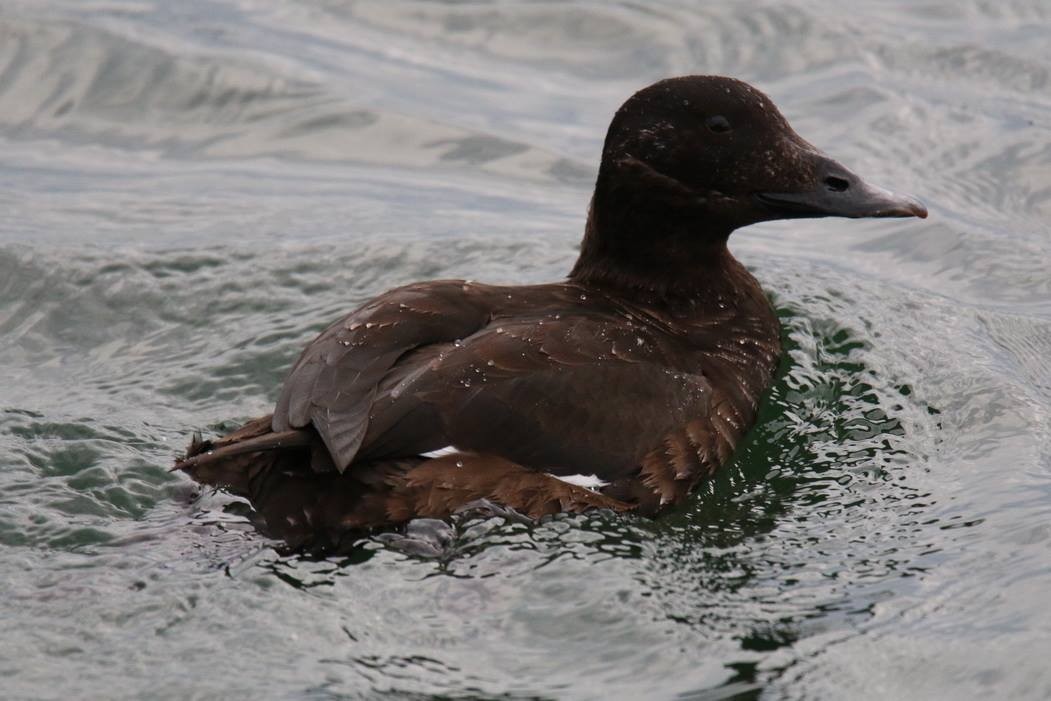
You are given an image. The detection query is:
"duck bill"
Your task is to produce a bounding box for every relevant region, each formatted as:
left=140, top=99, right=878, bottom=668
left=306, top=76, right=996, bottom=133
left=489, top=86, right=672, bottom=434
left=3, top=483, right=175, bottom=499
left=755, top=157, right=928, bottom=220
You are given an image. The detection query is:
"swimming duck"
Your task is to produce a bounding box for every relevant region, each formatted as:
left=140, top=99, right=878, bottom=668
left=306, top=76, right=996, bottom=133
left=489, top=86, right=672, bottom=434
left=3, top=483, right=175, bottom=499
left=176, top=75, right=926, bottom=550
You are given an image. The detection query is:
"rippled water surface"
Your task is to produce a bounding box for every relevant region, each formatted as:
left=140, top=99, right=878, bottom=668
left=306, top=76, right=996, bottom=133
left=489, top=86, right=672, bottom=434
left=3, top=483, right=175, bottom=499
left=3, top=1, right=1050, bottom=698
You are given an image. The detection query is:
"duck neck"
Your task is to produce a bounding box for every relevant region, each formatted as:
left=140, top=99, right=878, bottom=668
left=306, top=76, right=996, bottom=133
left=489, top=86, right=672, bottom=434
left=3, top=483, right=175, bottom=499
left=568, top=182, right=748, bottom=306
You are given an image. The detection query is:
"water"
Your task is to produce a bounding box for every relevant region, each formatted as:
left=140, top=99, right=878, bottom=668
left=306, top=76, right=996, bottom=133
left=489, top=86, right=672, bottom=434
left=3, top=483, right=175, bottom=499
left=2, top=1, right=1050, bottom=698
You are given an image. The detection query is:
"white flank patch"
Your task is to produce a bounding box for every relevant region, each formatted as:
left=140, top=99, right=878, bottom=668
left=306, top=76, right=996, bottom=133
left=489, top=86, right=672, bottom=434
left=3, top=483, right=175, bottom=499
left=415, top=451, right=609, bottom=492
left=419, top=446, right=458, bottom=458
left=547, top=473, right=609, bottom=490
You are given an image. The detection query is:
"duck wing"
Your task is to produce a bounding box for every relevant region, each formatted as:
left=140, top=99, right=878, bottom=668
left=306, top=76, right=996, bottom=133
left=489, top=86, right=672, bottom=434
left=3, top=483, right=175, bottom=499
left=358, top=298, right=721, bottom=484
left=274, top=281, right=734, bottom=499
left=272, top=280, right=495, bottom=471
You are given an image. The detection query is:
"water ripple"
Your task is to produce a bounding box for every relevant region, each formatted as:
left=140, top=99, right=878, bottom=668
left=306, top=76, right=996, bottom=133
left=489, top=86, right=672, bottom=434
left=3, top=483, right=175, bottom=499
left=2, top=0, right=1050, bottom=698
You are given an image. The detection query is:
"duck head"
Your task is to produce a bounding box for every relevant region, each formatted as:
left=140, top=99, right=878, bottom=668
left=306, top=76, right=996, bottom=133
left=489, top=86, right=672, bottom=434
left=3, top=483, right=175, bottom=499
left=572, top=76, right=927, bottom=291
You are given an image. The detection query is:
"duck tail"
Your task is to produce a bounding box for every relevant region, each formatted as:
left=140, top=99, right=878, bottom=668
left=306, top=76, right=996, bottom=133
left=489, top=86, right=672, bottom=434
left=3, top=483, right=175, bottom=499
left=173, top=414, right=314, bottom=496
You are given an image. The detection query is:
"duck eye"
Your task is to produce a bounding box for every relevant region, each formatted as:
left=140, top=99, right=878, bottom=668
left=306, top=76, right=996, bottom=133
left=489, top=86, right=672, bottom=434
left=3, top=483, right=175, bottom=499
left=705, top=115, right=732, bottom=133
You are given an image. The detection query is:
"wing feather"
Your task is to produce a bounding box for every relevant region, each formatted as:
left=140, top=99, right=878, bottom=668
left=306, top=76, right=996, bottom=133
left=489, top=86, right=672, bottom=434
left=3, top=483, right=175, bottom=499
left=272, top=281, right=493, bottom=470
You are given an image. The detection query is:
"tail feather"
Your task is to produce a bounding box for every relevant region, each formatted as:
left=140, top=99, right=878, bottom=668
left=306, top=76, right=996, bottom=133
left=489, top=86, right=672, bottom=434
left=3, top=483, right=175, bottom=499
left=174, top=428, right=312, bottom=472
left=175, top=416, right=634, bottom=553
left=174, top=414, right=312, bottom=496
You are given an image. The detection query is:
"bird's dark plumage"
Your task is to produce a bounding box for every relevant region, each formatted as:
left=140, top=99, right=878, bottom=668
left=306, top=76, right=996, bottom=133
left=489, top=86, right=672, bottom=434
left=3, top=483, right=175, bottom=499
left=176, top=76, right=926, bottom=551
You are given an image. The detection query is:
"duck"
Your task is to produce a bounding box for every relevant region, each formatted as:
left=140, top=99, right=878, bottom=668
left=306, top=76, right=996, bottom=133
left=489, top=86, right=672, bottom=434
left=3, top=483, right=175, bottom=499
left=175, top=75, right=927, bottom=551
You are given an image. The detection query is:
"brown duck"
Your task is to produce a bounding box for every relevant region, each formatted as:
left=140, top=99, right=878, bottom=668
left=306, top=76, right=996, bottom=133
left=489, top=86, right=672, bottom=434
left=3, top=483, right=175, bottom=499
left=176, top=76, right=926, bottom=550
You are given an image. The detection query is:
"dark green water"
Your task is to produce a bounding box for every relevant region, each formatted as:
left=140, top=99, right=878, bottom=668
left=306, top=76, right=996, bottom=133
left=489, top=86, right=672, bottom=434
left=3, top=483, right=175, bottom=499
left=2, top=1, right=1050, bottom=698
